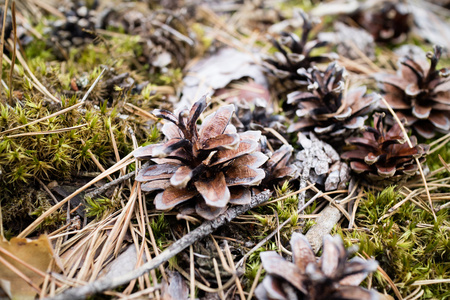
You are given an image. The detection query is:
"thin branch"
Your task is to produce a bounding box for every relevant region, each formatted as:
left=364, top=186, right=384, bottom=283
left=47, top=190, right=271, bottom=300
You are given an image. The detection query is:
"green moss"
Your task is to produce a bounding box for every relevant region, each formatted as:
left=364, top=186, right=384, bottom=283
left=340, top=187, right=450, bottom=298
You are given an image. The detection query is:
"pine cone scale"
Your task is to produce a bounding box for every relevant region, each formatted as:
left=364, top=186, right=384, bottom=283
left=201, top=133, right=240, bottom=151
left=198, top=105, right=235, bottom=143
left=225, top=165, right=266, bottom=186
left=194, top=172, right=230, bottom=208
left=260, top=251, right=308, bottom=294
left=155, top=186, right=198, bottom=210
left=136, top=164, right=179, bottom=182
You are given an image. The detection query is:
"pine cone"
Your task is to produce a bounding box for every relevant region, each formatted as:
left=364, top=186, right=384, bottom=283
left=0, top=8, right=32, bottom=51
left=261, top=144, right=297, bottom=189
left=49, top=0, right=97, bottom=51
left=134, top=96, right=267, bottom=220
left=350, top=0, right=411, bottom=43
left=287, top=63, right=379, bottom=144
left=295, top=132, right=350, bottom=192
left=378, top=45, right=450, bottom=138
left=215, top=81, right=288, bottom=150
left=100, top=7, right=195, bottom=71
left=341, top=113, right=429, bottom=185
left=263, top=10, right=335, bottom=97
left=255, top=233, right=379, bottom=300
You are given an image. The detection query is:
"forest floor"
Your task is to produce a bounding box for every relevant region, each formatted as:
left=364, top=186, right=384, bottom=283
left=0, top=0, right=450, bottom=299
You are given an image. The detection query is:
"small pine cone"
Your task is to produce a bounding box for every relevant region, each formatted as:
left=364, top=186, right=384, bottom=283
left=134, top=96, right=267, bottom=220
left=377, top=45, right=450, bottom=138
left=318, top=22, right=375, bottom=61
left=49, top=1, right=97, bottom=51
left=255, top=233, right=379, bottom=300
left=287, top=62, right=379, bottom=145
left=215, top=81, right=288, bottom=150
left=351, top=0, right=411, bottom=43
left=263, top=10, right=335, bottom=97
left=294, top=132, right=350, bottom=191
left=260, top=144, right=297, bottom=189
left=341, top=113, right=429, bottom=185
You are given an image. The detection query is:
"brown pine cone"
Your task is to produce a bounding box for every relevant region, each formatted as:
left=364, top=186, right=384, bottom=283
left=341, top=113, right=429, bottom=185
left=263, top=10, right=335, bottom=97
left=377, top=45, right=450, bottom=138
left=255, top=233, right=379, bottom=300
left=134, top=96, right=267, bottom=220
left=287, top=62, right=379, bottom=145
left=351, top=0, right=411, bottom=43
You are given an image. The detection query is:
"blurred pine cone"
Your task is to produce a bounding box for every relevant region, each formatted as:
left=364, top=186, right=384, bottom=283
left=255, top=233, right=379, bottom=300
left=48, top=0, right=97, bottom=52
left=134, top=96, right=267, bottom=220
left=263, top=10, right=335, bottom=97
left=0, top=8, right=33, bottom=52
left=100, top=6, right=195, bottom=71
left=350, top=0, right=411, bottom=43
left=341, top=113, right=429, bottom=185
left=377, top=45, right=450, bottom=138
left=287, top=63, right=379, bottom=144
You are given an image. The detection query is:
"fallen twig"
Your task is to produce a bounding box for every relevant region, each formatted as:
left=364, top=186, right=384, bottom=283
left=47, top=190, right=271, bottom=300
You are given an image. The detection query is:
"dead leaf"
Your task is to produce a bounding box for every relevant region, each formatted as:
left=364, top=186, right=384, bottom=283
left=100, top=245, right=144, bottom=280
left=180, top=48, right=268, bottom=109
left=161, top=271, right=188, bottom=300
left=0, top=235, right=58, bottom=300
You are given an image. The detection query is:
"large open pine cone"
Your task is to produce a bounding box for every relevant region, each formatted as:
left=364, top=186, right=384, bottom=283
left=263, top=10, right=335, bottom=97
left=341, top=113, right=429, bottom=185
left=134, top=96, right=267, bottom=220
left=377, top=45, right=450, bottom=138
left=255, top=233, right=379, bottom=300
left=287, top=62, right=379, bottom=144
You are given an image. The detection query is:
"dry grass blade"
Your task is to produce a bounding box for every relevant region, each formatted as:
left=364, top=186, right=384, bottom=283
left=6, top=124, right=87, bottom=138
left=380, top=97, right=436, bottom=222
left=12, top=40, right=60, bottom=103
left=438, top=155, right=450, bottom=173
left=236, top=190, right=321, bottom=268
left=1, top=66, right=104, bottom=136
left=213, top=258, right=225, bottom=300
left=9, top=1, right=16, bottom=103
left=247, top=264, right=262, bottom=300
left=360, top=251, right=403, bottom=300
left=89, top=183, right=138, bottom=280
left=411, top=278, right=450, bottom=286
left=0, top=0, right=10, bottom=95
left=124, top=103, right=159, bottom=121
left=18, top=151, right=136, bottom=238
left=223, top=241, right=245, bottom=300
left=0, top=102, right=83, bottom=135
left=0, top=254, right=42, bottom=294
